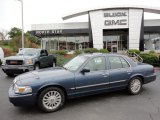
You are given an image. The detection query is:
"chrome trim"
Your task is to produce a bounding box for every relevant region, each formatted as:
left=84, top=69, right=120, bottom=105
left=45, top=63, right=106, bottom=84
left=109, top=80, right=127, bottom=84
left=69, top=80, right=127, bottom=90
left=70, top=82, right=109, bottom=90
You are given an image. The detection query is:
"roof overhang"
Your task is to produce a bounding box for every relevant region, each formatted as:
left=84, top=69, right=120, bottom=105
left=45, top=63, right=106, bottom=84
left=62, top=5, right=160, bottom=20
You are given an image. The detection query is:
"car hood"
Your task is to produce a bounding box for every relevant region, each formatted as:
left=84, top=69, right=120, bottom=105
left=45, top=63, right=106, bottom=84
left=18, top=67, right=74, bottom=85
left=5, top=55, right=34, bottom=60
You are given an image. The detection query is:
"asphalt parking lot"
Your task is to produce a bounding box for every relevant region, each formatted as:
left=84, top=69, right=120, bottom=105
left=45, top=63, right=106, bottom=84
left=0, top=67, right=160, bottom=120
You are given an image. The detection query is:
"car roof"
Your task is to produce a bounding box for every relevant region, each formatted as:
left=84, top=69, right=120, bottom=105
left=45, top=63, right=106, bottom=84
left=81, top=53, right=127, bottom=58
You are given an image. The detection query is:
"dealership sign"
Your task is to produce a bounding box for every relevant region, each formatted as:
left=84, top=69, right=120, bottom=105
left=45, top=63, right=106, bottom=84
left=103, top=9, right=128, bottom=28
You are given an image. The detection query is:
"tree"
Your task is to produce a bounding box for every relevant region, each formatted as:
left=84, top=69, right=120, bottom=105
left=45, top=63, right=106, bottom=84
left=8, top=27, right=22, bottom=39
left=0, top=29, right=9, bottom=41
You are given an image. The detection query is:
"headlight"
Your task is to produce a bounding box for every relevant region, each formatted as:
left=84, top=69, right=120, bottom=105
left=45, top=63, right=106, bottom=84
left=25, top=59, right=33, bottom=65
left=14, top=84, right=32, bottom=94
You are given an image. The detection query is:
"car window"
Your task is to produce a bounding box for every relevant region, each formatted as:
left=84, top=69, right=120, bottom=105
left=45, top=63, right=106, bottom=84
left=41, top=50, right=47, bottom=56
left=109, top=56, right=123, bottom=69
left=120, top=57, right=130, bottom=68
left=84, top=57, right=106, bottom=71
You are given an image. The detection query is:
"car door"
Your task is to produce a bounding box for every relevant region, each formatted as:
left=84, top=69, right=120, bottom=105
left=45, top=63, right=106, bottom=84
left=39, top=50, right=48, bottom=68
left=75, top=56, right=109, bottom=94
left=107, top=56, right=132, bottom=88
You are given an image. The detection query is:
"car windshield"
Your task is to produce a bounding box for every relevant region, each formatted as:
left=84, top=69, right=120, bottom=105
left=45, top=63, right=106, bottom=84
left=63, top=56, right=88, bottom=71
left=17, top=49, right=39, bottom=56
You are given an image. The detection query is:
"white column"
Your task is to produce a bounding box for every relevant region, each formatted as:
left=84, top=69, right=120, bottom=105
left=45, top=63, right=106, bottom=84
left=129, top=9, right=143, bottom=50
left=89, top=10, right=103, bottom=49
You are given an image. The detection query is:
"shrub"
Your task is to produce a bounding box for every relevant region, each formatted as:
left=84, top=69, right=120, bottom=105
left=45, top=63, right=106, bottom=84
left=51, top=50, right=67, bottom=55
left=128, top=49, right=140, bottom=54
left=140, top=53, right=160, bottom=67
left=149, top=50, right=155, bottom=54
left=56, top=55, right=73, bottom=66
left=84, top=48, right=98, bottom=53
left=99, top=49, right=109, bottom=53
left=3, top=48, right=12, bottom=57
left=74, top=50, right=82, bottom=56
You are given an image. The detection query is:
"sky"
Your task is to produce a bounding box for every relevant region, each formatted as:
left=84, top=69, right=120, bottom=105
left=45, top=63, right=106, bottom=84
left=1, top=0, right=160, bottom=32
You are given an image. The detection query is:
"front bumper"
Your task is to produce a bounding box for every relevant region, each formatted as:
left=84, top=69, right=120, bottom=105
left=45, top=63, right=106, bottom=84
left=2, top=65, right=34, bottom=74
left=8, top=85, right=37, bottom=106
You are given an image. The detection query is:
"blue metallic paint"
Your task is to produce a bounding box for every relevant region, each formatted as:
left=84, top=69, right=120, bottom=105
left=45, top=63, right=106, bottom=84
left=8, top=54, right=156, bottom=106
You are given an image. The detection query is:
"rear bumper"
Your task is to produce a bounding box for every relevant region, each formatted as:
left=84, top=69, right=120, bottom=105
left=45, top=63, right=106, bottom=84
left=8, top=85, right=37, bottom=106
left=2, top=65, right=34, bottom=74
left=144, top=73, right=156, bottom=84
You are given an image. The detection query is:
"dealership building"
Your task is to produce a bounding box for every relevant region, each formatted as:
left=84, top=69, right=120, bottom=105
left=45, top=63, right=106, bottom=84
left=31, top=5, right=160, bottom=52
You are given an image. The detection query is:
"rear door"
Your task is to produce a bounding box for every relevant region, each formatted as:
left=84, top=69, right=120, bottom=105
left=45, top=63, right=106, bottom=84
left=108, top=56, right=132, bottom=88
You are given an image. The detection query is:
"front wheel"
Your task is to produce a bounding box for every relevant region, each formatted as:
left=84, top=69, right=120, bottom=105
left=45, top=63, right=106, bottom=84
left=128, top=77, right=142, bottom=95
left=6, top=73, right=15, bottom=77
left=34, top=64, right=40, bottom=70
left=38, top=87, right=65, bottom=112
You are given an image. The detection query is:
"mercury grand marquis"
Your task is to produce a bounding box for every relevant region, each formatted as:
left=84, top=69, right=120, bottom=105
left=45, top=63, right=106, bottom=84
left=9, top=53, right=156, bottom=112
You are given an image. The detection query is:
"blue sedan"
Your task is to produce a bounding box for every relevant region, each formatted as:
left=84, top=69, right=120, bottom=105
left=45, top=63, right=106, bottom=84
left=9, top=54, right=156, bottom=112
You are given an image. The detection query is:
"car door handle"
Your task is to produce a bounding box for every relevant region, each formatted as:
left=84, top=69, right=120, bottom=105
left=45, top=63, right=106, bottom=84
left=101, top=73, right=109, bottom=76
left=127, top=70, right=132, bottom=74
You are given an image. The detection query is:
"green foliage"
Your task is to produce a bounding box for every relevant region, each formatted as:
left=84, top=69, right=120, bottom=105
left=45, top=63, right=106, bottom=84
left=51, top=50, right=67, bottom=55
left=84, top=48, right=98, bottom=53
left=149, top=50, right=155, bottom=54
left=74, top=50, right=82, bottom=55
left=128, top=49, right=140, bottom=54
left=8, top=27, right=22, bottom=38
left=140, top=53, right=160, bottom=67
left=98, top=49, right=109, bottom=53
left=56, top=55, right=73, bottom=66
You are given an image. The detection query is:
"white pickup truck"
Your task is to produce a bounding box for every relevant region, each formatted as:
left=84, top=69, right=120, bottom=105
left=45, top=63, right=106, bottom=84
left=0, top=47, right=4, bottom=64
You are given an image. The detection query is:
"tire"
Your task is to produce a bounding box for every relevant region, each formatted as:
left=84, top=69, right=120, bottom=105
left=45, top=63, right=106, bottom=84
left=38, top=87, right=65, bottom=112
left=6, top=73, right=15, bottom=77
left=52, top=62, right=56, bottom=67
left=34, top=64, right=40, bottom=70
left=128, top=77, right=142, bottom=95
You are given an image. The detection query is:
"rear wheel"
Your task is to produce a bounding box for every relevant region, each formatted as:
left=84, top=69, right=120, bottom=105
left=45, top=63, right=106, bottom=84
left=52, top=62, right=56, bottom=67
left=128, top=77, right=142, bottom=95
left=38, top=87, right=65, bottom=112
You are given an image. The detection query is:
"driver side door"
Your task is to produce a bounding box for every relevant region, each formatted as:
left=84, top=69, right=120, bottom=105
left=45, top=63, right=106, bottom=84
left=74, top=56, right=109, bottom=95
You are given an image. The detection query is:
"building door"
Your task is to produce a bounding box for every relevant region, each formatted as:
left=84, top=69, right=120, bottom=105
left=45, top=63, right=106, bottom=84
left=103, top=29, right=128, bottom=52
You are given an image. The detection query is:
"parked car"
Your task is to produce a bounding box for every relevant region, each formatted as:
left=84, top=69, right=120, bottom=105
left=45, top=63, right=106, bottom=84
left=9, top=53, right=156, bottom=112
left=2, top=48, right=56, bottom=76
left=0, top=47, right=4, bottom=64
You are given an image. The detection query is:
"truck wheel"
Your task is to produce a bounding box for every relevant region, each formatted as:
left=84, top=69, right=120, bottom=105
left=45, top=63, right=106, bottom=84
left=34, top=64, right=40, bottom=70
left=52, top=62, right=56, bottom=67
left=38, top=87, right=65, bottom=112
left=128, top=77, right=142, bottom=95
left=6, top=73, right=15, bottom=77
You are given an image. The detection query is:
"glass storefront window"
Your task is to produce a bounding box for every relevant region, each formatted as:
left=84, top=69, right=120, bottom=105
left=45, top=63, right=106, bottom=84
left=41, top=35, right=89, bottom=51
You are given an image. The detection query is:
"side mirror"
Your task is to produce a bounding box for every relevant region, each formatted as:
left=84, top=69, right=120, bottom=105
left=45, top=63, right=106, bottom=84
left=81, top=68, right=90, bottom=73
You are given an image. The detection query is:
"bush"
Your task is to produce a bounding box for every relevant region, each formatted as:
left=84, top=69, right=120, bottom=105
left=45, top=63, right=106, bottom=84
left=128, top=49, right=140, bottom=54
left=98, top=49, right=109, bottom=53
left=84, top=48, right=98, bottom=53
left=2, top=48, right=12, bottom=57
left=56, top=55, right=73, bottom=66
left=140, top=53, right=160, bottom=67
left=149, top=50, right=155, bottom=54
left=74, top=50, right=82, bottom=56
left=51, top=50, right=67, bottom=55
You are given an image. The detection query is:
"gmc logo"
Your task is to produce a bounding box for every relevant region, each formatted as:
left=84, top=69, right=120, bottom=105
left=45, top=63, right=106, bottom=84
left=104, top=19, right=127, bottom=26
